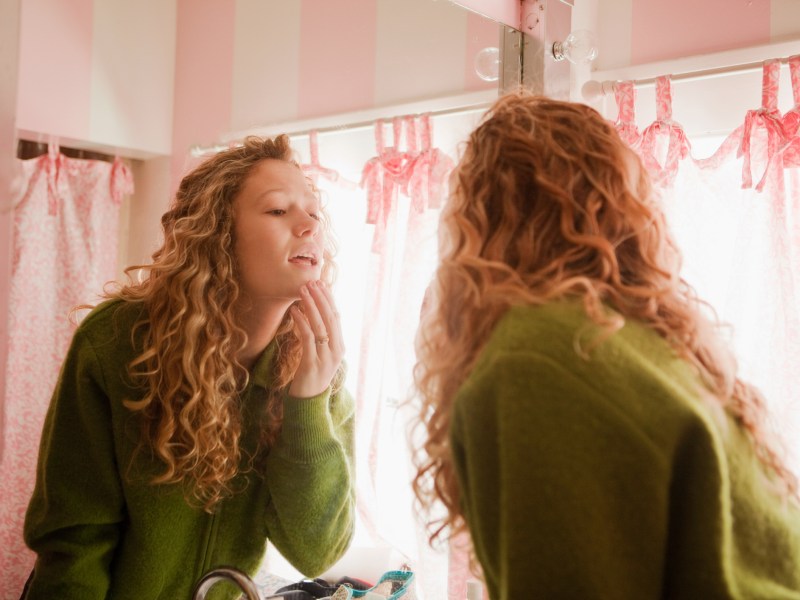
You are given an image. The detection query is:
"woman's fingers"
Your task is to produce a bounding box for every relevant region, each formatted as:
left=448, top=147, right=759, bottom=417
left=288, top=281, right=343, bottom=399
left=290, top=303, right=315, bottom=350
left=314, top=281, right=345, bottom=355
left=300, top=283, right=329, bottom=344
left=306, top=281, right=344, bottom=355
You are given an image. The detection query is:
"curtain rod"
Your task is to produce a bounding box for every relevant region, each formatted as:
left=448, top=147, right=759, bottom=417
left=581, top=36, right=800, bottom=102
left=190, top=90, right=496, bottom=157
left=17, top=139, right=117, bottom=163
left=583, top=53, right=799, bottom=101
left=582, top=54, right=797, bottom=100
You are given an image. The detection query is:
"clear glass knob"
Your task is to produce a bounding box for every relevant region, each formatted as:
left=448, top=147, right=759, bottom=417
left=552, top=29, right=598, bottom=64
left=474, top=46, right=500, bottom=82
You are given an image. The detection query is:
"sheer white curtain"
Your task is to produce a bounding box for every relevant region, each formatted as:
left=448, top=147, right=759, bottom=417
left=614, top=57, right=800, bottom=472
left=666, top=155, right=800, bottom=468
left=331, top=115, right=455, bottom=600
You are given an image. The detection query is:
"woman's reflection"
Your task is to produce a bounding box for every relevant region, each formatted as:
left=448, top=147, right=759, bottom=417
left=21, top=135, right=355, bottom=600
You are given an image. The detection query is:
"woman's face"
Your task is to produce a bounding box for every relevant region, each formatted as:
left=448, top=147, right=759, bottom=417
left=232, top=159, right=323, bottom=302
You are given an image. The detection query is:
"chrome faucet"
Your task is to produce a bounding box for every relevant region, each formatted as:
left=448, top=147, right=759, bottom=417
left=191, top=566, right=261, bottom=600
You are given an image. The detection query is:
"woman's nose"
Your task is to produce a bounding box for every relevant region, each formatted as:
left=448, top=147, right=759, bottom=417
left=293, top=213, right=320, bottom=237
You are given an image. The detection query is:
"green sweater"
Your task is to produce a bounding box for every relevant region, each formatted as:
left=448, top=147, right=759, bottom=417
left=450, top=302, right=800, bottom=600
left=23, top=299, right=355, bottom=600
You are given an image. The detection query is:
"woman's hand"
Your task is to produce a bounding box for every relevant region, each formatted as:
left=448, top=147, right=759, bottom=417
left=288, top=281, right=345, bottom=398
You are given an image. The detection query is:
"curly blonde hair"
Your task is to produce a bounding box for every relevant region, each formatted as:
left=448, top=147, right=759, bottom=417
left=107, top=135, right=337, bottom=511
left=411, top=91, right=797, bottom=546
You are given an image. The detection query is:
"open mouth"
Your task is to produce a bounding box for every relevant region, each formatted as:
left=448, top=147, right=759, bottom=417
left=288, top=252, right=319, bottom=267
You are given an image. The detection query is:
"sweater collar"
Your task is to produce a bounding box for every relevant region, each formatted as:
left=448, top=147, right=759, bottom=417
left=250, top=338, right=279, bottom=390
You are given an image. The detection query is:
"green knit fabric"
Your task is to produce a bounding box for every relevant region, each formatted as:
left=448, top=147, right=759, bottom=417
left=23, top=299, right=355, bottom=600
left=450, top=301, right=800, bottom=600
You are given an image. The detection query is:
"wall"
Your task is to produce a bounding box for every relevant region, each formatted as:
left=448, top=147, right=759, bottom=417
left=15, top=0, right=176, bottom=158
left=170, top=0, right=498, bottom=192
left=594, top=0, right=800, bottom=72
left=14, top=0, right=497, bottom=165
left=0, top=0, right=21, bottom=459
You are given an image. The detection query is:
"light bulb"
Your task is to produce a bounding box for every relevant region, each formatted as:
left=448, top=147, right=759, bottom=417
left=552, top=29, right=598, bottom=64
left=474, top=46, right=500, bottom=82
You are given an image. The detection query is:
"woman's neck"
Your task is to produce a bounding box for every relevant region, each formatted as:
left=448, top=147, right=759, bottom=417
left=235, top=297, right=293, bottom=370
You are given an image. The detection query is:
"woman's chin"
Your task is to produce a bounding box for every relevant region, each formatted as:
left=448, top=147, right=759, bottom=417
left=300, top=269, right=322, bottom=284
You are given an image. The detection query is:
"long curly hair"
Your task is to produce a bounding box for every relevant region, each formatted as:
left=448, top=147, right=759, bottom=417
left=107, top=135, right=337, bottom=511
left=411, top=91, right=797, bottom=546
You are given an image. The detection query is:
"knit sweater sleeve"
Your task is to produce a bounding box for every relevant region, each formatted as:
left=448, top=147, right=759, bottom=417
left=450, top=350, right=674, bottom=600
left=262, top=385, right=356, bottom=577
left=23, top=327, right=125, bottom=600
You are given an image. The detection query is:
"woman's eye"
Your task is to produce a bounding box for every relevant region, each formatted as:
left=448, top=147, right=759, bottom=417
left=267, top=209, right=286, bottom=215
left=309, top=213, right=321, bottom=221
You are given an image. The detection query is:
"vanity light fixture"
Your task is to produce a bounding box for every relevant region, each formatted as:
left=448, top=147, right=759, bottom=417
left=474, top=46, right=501, bottom=81
left=552, top=29, right=598, bottom=64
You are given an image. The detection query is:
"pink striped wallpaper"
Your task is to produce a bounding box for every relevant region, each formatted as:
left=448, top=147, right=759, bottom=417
left=631, top=0, right=771, bottom=64
left=170, top=0, right=236, bottom=192
left=298, top=0, right=378, bottom=118
left=16, top=0, right=94, bottom=140
left=16, top=0, right=798, bottom=159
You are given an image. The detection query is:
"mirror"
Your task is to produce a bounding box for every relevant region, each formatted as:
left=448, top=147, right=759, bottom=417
left=3, top=1, right=522, bottom=598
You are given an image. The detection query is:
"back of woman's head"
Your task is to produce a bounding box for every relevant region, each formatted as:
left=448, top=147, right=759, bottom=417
left=443, top=91, right=674, bottom=312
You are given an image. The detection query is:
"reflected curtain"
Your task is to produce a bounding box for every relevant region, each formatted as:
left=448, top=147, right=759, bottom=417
left=0, top=144, right=132, bottom=597
left=354, top=115, right=454, bottom=600
left=301, top=116, right=460, bottom=600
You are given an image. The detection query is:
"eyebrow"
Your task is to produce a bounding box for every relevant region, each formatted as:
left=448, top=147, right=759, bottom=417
left=254, top=188, right=320, bottom=205
left=256, top=188, right=287, bottom=199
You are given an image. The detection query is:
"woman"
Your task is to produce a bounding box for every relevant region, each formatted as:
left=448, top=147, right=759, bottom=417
left=22, top=136, right=355, bottom=599
left=412, top=93, right=800, bottom=599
